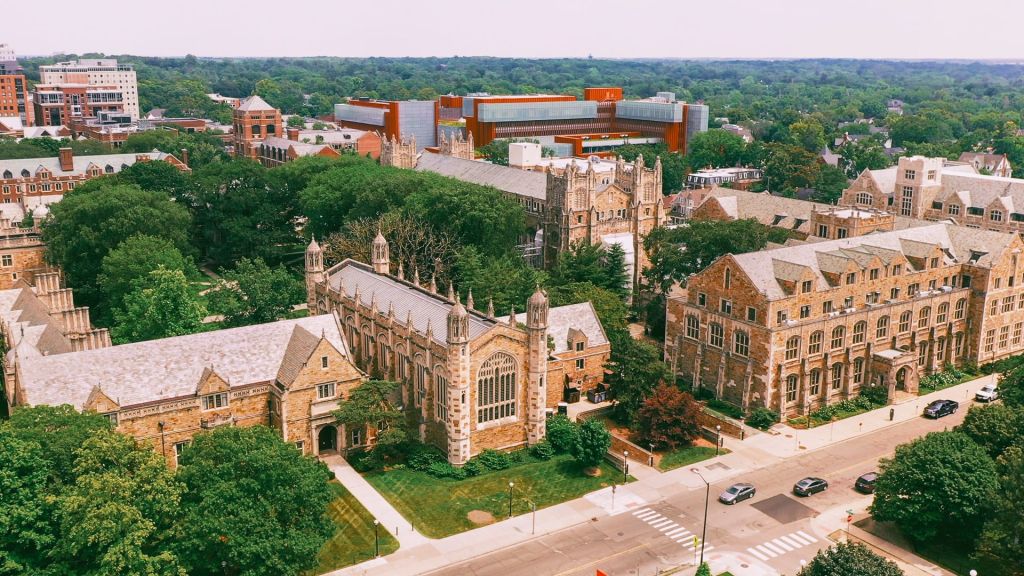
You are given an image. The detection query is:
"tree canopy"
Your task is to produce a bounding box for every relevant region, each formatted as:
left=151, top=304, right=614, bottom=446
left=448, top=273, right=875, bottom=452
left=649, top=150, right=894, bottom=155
left=111, top=267, right=207, bottom=344
left=208, top=257, right=304, bottom=328
left=796, top=542, right=904, bottom=576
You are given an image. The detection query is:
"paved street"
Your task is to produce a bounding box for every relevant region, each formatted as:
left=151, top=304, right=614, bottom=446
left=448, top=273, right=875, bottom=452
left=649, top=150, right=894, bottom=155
left=332, top=376, right=990, bottom=576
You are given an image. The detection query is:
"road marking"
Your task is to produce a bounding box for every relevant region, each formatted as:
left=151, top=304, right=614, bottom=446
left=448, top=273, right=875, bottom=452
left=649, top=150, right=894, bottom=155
left=650, top=519, right=674, bottom=528
left=672, top=533, right=693, bottom=542
left=762, top=541, right=786, bottom=555
left=755, top=544, right=778, bottom=558
left=797, top=530, right=819, bottom=543
left=748, top=547, right=769, bottom=561
left=634, top=509, right=658, bottom=519
left=632, top=508, right=651, bottom=516
left=665, top=527, right=689, bottom=537
left=779, top=535, right=803, bottom=548
left=789, top=533, right=812, bottom=545
left=771, top=538, right=794, bottom=552
left=658, top=523, right=679, bottom=532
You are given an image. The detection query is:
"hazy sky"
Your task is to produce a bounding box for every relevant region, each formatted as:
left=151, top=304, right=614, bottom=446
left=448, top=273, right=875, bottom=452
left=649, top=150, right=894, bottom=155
left=6, top=0, right=1024, bottom=60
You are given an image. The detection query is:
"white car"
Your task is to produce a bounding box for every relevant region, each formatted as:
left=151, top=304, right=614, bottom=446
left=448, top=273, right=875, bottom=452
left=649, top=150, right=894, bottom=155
left=975, top=384, right=999, bottom=402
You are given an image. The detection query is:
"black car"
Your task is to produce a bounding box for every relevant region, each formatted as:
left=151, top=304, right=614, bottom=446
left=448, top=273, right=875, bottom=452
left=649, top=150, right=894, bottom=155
left=855, top=472, right=878, bottom=494
left=923, top=399, right=959, bottom=419
left=793, top=477, right=828, bottom=497
left=718, top=483, right=756, bottom=505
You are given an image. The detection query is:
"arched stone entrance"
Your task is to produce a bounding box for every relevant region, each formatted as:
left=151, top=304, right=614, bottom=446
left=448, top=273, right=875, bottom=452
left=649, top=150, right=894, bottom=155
left=895, top=367, right=909, bottom=391
left=318, top=424, right=338, bottom=454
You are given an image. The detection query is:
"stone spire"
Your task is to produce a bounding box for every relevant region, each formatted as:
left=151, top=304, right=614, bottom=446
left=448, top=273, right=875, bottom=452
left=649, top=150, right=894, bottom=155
left=527, top=285, right=549, bottom=330
left=372, top=229, right=390, bottom=274
left=447, top=292, right=469, bottom=344
left=447, top=281, right=455, bottom=301
left=430, top=274, right=438, bottom=294
left=486, top=297, right=495, bottom=319
left=466, top=289, right=475, bottom=311
left=413, top=267, right=420, bottom=287
left=508, top=305, right=516, bottom=327
left=397, top=261, right=405, bottom=281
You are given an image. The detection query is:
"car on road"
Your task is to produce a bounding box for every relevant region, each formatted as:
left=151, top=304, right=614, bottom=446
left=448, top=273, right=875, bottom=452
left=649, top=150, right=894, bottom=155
left=923, top=399, right=959, bottom=418
left=793, top=477, right=828, bottom=497
left=718, top=483, right=756, bottom=504
left=975, top=384, right=999, bottom=403
left=855, top=472, right=878, bottom=494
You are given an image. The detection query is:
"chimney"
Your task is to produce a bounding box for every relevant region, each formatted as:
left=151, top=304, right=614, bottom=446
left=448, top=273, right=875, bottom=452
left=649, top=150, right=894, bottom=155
left=180, top=148, right=190, bottom=167
left=287, top=127, right=300, bottom=141
left=58, top=147, right=74, bottom=172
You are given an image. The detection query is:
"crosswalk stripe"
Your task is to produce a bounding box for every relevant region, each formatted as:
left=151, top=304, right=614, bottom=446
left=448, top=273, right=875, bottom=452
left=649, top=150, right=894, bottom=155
left=643, top=515, right=666, bottom=524
left=635, top=510, right=659, bottom=520
left=797, top=530, right=819, bottom=543
left=665, top=527, right=688, bottom=537
left=747, top=547, right=769, bottom=561
left=771, top=538, right=794, bottom=552
left=673, top=533, right=693, bottom=542
left=755, top=544, right=778, bottom=558
left=779, top=535, right=803, bottom=548
left=658, top=523, right=679, bottom=532
left=788, top=532, right=812, bottom=546
left=650, top=519, right=673, bottom=528
left=762, top=541, right=785, bottom=555
left=633, top=508, right=654, bottom=517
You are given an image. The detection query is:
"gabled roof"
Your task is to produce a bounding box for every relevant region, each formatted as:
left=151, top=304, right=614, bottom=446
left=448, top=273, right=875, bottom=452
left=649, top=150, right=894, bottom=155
left=17, top=315, right=348, bottom=410
left=0, top=151, right=177, bottom=179
left=237, top=95, right=276, bottom=112
left=415, top=153, right=547, bottom=201
left=497, top=301, right=609, bottom=355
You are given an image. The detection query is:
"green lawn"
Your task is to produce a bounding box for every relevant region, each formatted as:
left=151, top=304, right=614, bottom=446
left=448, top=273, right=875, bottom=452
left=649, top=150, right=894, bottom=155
left=364, top=454, right=627, bottom=538
left=787, top=402, right=884, bottom=428
left=658, top=445, right=722, bottom=471
left=307, top=482, right=400, bottom=575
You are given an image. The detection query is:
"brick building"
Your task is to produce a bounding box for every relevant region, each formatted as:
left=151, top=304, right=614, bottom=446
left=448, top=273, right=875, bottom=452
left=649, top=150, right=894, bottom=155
left=39, top=59, right=140, bottom=120
left=31, top=84, right=128, bottom=127
left=305, top=233, right=610, bottom=464
left=0, top=44, right=32, bottom=126
left=232, top=95, right=283, bottom=159
left=0, top=204, right=47, bottom=289
left=0, top=148, right=190, bottom=210
left=665, top=223, right=1024, bottom=419
left=8, top=314, right=365, bottom=466
left=257, top=127, right=381, bottom=167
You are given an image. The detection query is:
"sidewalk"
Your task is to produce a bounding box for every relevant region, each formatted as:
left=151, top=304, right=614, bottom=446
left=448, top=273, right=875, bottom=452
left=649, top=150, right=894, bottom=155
left=323, top=374, right=995, bottom=576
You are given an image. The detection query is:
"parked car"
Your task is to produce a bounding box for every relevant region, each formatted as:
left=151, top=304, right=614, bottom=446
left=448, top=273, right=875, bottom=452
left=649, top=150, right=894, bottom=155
left=855, top=472, right=878, bottom=494
left=923, top=399, right=959, bottom=419
left=975, top=385, right=999, bottom=403
left=719, top=483, right=756, bottom=504
left=793, top=477, right=828, bottom=497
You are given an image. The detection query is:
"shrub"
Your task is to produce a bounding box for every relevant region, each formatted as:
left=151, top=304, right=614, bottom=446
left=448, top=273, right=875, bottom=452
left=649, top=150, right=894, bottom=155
left=859, top=384, right=888, bottom=406
left=707, top=398, right=744, bottom=420
left=408, top=444, right=445, bottom=471
left=508, top=448, right=527, bottom=464
left=695, top=563, right=712, bottom=576
left=571, top=419, right=612, bottom=468
left=478, top=449, right=512, bottom=471
left=427, top=461, right=466, bottom=480
left=461, top=459, right=483, bottom=477
left=746, top=407, right=779, bottom=430
left=530, top=441, right=555, bottom=461
left=546, top=415, right=579, bottom=453
left=348, top=449, right=380, bottom=473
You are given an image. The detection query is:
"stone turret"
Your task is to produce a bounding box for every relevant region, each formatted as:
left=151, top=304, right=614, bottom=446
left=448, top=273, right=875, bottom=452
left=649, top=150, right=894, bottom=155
left=525, top=286, right=549, bottom=445
left=305, top=236, right=324, bottom=311
left=379, top=134, right=418, bottom=169
left=439, top=130, right=474, bottom=160
left=372, top=230, right=390, bottom=274
left=446, top=293, right=472, bottom=465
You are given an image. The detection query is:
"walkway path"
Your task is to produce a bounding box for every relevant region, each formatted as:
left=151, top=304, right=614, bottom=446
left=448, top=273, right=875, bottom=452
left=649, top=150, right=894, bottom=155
left=324, top=374, right=995, bottom=575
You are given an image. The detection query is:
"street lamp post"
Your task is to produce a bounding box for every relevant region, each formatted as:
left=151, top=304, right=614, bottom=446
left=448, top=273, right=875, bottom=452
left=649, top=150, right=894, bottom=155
left=622, top=450, right=629, bottom=483
left=529, top=500, right=537, bottom=534
left=373, top=519, right=380, bottom=557
left=690, top=468, right=710, bottom=566
left=649, top=443, right=655, bottom=467
left=715, top=425, right=722, bottom=456
left=508, top=481, right=515, bottom=518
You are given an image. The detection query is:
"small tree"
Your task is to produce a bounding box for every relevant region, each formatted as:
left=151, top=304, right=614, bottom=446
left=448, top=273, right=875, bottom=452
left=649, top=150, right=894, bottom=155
left=286, top=115, right=306, bottom=128
left=571, top=419, right=612, bottom=471
left=636, top=383, right=701, bottom=450
left=208, top=257, right=304, bottom=327
left=607, top=333, right=673, bottom=425
left=695, top=562, right=712, bottom=576
left=796, top=542, right=903, bottom=576
left=111, top=267, right=207, bottom=344
left=333, top=380, right=406, bottom=461
left=545, top=414, right=579, bottom=454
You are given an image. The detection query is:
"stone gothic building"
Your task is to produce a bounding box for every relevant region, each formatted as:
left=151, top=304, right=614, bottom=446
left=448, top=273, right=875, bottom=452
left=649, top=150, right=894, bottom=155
left=438, top=130, right=474, bottom=160
left=306, top=232, right=610, bottom=464
left=379, top=134, right=418, bottom=169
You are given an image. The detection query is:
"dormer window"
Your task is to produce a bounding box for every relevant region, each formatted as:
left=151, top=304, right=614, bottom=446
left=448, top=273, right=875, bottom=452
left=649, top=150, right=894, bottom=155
left=575, top=341, right=584, bottom=352
left=201, top=392, right=229, bottom=411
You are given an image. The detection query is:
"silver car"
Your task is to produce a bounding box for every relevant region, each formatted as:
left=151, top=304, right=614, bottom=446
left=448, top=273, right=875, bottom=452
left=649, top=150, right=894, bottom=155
left=719, top=482, right=756, bottom=504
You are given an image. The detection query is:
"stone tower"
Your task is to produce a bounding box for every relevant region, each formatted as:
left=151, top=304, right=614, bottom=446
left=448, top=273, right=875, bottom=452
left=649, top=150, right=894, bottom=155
left=304, top=236, right=324, bottom=311
left=371, top=230, right=390, bottom=274
left=525, top=286, right=549, bottom=445
left=446, top=294, right=472, bottom=465
left=439, top=131, right=474, bottom=160
left=379, top=134, right=418, bottom=169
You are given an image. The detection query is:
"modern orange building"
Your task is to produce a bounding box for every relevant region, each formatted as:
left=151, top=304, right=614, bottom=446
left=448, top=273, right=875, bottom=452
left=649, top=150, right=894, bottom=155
left=334, top=98, right=439, bottom=149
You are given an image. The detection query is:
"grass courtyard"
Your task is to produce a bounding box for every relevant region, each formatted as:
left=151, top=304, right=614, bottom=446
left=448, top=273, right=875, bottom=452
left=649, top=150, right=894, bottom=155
left=364, top=454, right=628, bottom=538
left=657, top=444, right=724, bottom=471
left=308, top=482, right=399, bottom=575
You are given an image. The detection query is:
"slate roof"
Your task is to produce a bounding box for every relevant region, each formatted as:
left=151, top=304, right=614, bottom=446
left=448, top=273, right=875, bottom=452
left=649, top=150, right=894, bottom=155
left=17, top=315, right=348, bottom=410
left=236, top=95, right=275, bottom=112
left=497, top=302, right=609, bottom=354
left=731, top=223, right=1017, bottom=301
left=415, top=153, right=548, bottom=201
left=327, top=260, right=496, bottom=345
left=0, top=150, right=175, bottom=179
left=0, top=287, right=73, bottom=362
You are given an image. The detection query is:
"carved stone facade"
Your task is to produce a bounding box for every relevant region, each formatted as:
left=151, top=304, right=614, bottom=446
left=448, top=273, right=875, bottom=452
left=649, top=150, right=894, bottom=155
left=306, top=234, right=611, bottom=464
left=379, top=134, right=418, bottom=169
left=438, top=131, right=474, bottom=160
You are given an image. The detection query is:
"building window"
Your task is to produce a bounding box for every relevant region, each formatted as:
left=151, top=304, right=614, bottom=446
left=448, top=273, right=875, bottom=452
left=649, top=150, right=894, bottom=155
left=379, top=343, right=391, bottom=370
left=831, top=363, right=843, bottom=390
left=1003, top=297, right=1015, bottom=313
left=785, top=336, right=800, bottom=361
left=777, top=310, right=788, bottom=324
left=351, top=428, right=363, bottom=446
left=852, top=321, right=866, bottom=344
left=320, top=355, right=329, bottom=369
left=954, top=298, right=967, bottom=320
left=985, top=329, right=995, bottom=353
left=853, top=358, right=865, bottom=385
left=908, top=283, right=919, bottom=296
left=685, top=315, right=700, bottom=340
left=876, top=316, right=889, bottom=339
left=724, top=268, right=731, bottom=289
left=799, top=305, right=810, bottom=319
left=477, top=353, right=517, bottom=424
left=898, top=311, right=911, bottom=333
left=999, top=326, right=1010, bottom=349
left=990, top=299, right=999, bottom=316
left=904, top=170, right=916, bottom=180
left=918, top=307, right=930, bottom=328
left=808, top=331, right=823, bottom=355
left=831, top=326, right=845, bottom=349
left=173, top=441, right=191, bottom=466
left=991, top=210, right=1004, bottom=222
left=801, top=280, right=813, bottom=293
left=733, top=331, right=749, bottom=357
left=435, top=372, right=448, bottom=423
left=948, top=204, right=960, bottom=216
left=317, top=382, right=336, bottom=400
left=0, top=255, right=11, bottom=267
left=892, top=264, right=902, bottom=276
left=746, top=307, right=757, bottom=322
left=822, top=301, right=833, bottom=314
left=901, top=194, right=913, bottom=216
left=869, top=268, right=880, bottom=280
left=720, top=299, right=733, bottom=315
left=817, top=224, right=829, bottom=237
left=936, top=303, right=948, bottom=324
left=397, top=353, right=409, bottom=381
left=967, top=206, right=984, bottom=216
left=575, top=341, right=585, bottom=352
left=786, top=375, right=798, bottom=403
left=856, top=192, right=872, bottom=206
left=697, top=293, right=706, bottom=307
left=415, top=361, right=428, bottom=407
left=918, top=344, right=928, bottom=366
left=809, top=369, right=821, bottom=396
left=846, top=273, right=856, bottom=285
left=709, top=323, right=724, bottom=348
left=201, top=392, right=228, bottom=410
left=575, top=358, right=585, bottom=370
left=937, top=337, right=946, bottom=358
left=927, top=169, right=937, bottom=180
left=890, top=288, right=901, bottom=300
